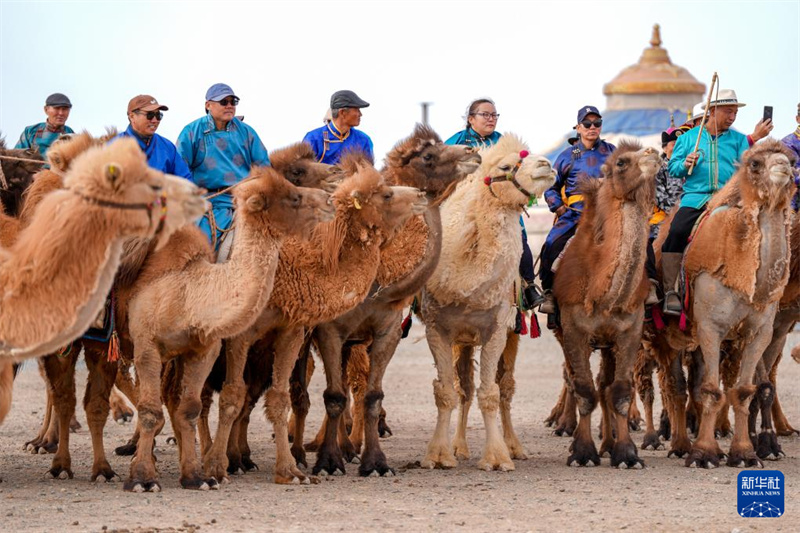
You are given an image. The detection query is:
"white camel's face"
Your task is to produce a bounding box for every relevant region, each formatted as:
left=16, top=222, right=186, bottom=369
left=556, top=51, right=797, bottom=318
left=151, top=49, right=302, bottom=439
left=516, top=155, right=557, bottom=199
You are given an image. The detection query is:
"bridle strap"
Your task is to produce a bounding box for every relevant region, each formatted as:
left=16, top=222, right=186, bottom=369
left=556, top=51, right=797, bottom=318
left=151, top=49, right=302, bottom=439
left=72, top=189, right=168, bottom=234
left=483, top=150, right=534, bottom=198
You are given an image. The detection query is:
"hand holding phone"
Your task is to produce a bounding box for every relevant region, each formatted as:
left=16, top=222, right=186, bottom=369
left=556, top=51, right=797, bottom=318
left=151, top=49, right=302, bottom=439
left=763, top=106, right=773, bottom=122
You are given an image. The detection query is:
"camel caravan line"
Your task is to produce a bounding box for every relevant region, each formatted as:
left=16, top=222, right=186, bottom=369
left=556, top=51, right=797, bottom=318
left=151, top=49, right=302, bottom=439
left=0, top=127, right=798, bottom=491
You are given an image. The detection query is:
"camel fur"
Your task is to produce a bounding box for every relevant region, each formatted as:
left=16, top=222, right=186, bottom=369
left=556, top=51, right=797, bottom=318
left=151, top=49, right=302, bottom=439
left=122, top=167, right=334, bottom=492
left=552, top=142, right=659, bottom=469
left=0, top=138, right=206, bottom=361
left=421, top=134, right=555, bottom=471
left=216, top=163, right=427, bottom=485
left=649, top=139, right=795, bottom=469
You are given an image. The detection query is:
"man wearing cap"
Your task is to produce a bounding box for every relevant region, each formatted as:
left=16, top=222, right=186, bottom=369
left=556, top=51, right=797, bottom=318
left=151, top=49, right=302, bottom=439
left=661, top=89, right=761, bottom=315
left=539, top=105, right=616, bottom=314
left=114, top=95, right=191, bottom=179
left=303, top=90, right=374, bottom=165
left=177, top=83, right=269, bottom=248
left=15, top=93, right=75, bottom=159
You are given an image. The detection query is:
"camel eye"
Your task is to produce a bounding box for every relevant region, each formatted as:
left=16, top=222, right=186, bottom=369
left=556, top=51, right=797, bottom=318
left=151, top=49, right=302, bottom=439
left=499, top=165, right=511, bottom=172
left=750, top=160, right=761, bottom=169
left=383, top=191, right=394, bottom=201
left=616, top=159, right=626, bottom=168
left=423, top=153, right=434, bottom=162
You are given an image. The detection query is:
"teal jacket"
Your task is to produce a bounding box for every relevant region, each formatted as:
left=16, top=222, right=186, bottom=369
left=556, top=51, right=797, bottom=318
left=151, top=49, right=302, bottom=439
left=669, top=126, right=749, bottom=209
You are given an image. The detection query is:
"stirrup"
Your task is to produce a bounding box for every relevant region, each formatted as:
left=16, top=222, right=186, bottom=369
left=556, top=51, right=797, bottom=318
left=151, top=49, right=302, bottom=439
left=662, top=291, right=682, bottom=316
left=539, top=292, right=556, bottom=315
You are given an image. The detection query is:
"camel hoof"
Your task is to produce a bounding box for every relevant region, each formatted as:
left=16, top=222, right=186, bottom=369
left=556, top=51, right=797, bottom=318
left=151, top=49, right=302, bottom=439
left=350, top=456, right=361, bottom=465
left=124, top=480, right=161, bottom=493
left=586, top=460, right=597, bottom=467
left=38, top=447, right=49, bottom=455
left=618, top=462, right=628, bottom=469
left=368, top=470, right=380, bottom=478
left=166, top=437, right=177, bottom=445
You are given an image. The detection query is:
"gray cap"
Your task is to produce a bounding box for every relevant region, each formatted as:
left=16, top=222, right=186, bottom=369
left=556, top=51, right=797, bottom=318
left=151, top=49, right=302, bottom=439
left=330, top=90, right=369, bottom=110
left=45, top=93, right=72, bottom=108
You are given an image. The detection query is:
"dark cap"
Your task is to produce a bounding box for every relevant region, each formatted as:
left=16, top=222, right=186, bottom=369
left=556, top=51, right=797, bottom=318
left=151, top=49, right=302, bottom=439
left=45, top=93, right=72, bottom=108
left=205, top=83, right=237, bottom=102
left=127, top=95, right=169, bottom=114
left=576, top=105, right=602, bottom=124
left=330, top=90, right=370, bottom=110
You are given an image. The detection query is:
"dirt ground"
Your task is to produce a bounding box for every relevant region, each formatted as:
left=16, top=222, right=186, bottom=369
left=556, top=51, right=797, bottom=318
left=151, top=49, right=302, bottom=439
left=1, top=320, right=798, bottom=533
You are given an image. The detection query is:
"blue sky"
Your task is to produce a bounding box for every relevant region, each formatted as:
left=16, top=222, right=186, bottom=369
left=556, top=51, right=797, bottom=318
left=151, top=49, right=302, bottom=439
left=1, top=0, right=798, bottom=159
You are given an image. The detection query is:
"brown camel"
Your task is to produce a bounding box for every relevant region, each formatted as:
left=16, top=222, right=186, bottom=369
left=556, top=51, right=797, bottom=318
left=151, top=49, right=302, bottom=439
left=552, top=142, right=659, bottom=468
left=650, top=139, right=795, bottom=469
left=122, top=167, right=333, bottom=492
left=0, top=137, right=206, bottom=361
left=296, top=125, right=481, bottom=477
left=421, top=135, right=555, bottom=471
left=210, top=163, right=427, bottom=485
left=0, top=136, right=44, bottom=217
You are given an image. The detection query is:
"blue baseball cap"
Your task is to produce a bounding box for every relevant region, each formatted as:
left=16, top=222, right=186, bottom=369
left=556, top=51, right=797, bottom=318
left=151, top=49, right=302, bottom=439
left=205, top=83, right=238, bottom=102
left=576, top=105, right=602, bottom=124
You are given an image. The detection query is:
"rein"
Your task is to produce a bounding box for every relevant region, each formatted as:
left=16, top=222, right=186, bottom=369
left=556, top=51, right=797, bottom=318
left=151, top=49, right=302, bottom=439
left=72, top=189, right=168, bottom=234
left=483, top=150, right=535, bottom=214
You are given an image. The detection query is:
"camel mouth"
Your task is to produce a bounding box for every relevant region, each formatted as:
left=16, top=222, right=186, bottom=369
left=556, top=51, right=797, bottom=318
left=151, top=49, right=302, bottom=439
left=321, top=177, right=341, bottom=194
left=457, top=160, right=481, bottom=176
left=768, top=168, right=791, bottom=185
left=411, top=196, right=429, bottom=215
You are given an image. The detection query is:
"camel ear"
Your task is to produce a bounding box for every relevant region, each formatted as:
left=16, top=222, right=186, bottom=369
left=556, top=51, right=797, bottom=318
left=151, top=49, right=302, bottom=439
left=350, top=189, right=364, bottom=210
left=103, top=162, right=123, bottom=190
left=245, top=194, right=267, bottom=212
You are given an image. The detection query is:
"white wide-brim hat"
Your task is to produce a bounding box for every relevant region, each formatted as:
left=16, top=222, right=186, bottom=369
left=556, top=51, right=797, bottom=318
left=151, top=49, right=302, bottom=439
left=703, top=88, right=746, bottom=109
left=691, top=102, right=705, bottom=121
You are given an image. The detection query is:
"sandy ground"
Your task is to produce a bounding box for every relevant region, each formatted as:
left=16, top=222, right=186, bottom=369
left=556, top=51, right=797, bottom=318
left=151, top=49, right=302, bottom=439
left=1, top=320, right=798, bottom=533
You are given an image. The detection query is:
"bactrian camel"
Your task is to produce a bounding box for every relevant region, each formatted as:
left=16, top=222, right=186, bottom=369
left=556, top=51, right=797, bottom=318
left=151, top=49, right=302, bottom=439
left=421, top=134, right=555, bottom=471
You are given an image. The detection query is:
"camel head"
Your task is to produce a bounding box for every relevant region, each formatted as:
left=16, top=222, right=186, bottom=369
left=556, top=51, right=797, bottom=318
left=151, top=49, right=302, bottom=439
left=383, top=124, right=482, bottom=203
left=336, top=163, right=427, bottom=244
left=0, top=136, right=44, bottom=215
left=152, top=174, right=209, bottom=250
left=480, top=134, right=555, bottom=208
left=600, top=141, right=659, bottom=204
left=235, top=165, right=335, bottom=241
left=738, top=138, right=796, bottom=210
left=270, top=142, right=342, bottom=194
left=64, top=138, right=176, bottom=238
left=45, top=131, right=108, bottom=175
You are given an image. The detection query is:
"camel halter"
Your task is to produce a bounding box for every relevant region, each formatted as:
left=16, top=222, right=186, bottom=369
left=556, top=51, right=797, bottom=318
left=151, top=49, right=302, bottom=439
left=483, top=150, right=535, bottom=213
left=72, top=189, right=169, bottom=235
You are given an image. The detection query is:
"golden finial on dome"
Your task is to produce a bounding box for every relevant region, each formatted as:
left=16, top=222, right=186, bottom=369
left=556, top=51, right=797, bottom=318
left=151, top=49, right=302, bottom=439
left=650, top=24, right=662, bottom=48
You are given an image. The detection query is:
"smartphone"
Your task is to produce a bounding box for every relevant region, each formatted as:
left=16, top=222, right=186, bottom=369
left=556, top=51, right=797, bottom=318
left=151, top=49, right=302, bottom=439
left=763, top=106, right=773, bottom=122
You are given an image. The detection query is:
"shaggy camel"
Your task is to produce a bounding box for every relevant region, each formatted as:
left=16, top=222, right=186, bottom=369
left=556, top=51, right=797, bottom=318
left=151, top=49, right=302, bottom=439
left=123, top=167, right=334, bottom=492
left=0, top=137, right=206, bottom=361
left=421, top=135, right=555, bottom=471
left=113, top=141, right=344, bottom=459
left=293, top=125, right=481, bottom=477
left=649, top=139, right=795, bottom=468
left=209, top=164, right=427, bottom=485
left=551, top=142, right=659, bottom=468
left=0, top=137, right=44, bottom=217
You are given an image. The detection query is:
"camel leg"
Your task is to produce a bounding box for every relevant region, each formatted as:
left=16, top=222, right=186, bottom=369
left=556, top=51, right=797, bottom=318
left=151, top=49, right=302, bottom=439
left=497, top=331, right=528, bottom=460
left=227, top=388, right=259, bottom=475
left=628, top=393, right=642, bottom=432
left=476, top=325, right=514, bottom=472
left=764, top=318, right=799, bottom=436
left=266, top=326, right=310, bottom=484
left=636, top=347, right=663, bottom=450
left=715, top=350, right=739, bottom=438
left=203, top=343, right=249, bottom=483
left=561, top=330, right=600, bottom=467
left=771, top=350, right=798, bottom=435
left=174, top=348, right=221, bottom=490
left=109, top=386, right=134, bottom=425
left=357, top=319, right=403, bottom=477
left=290, top=340, right=312, bottom=468
left=663, top=353, right=692, bottom=458
left=452, top=344, right=474, bottom=461
left=555, top=366, right=578, bottom=437
left=83, top=342, right=121, bottom=482
left=25, top=360, right=59, bottom=454
left=422, top=323, right=458, bottom=469
left=337, top=346, right=357, bottom=463
left=607, top=327, right=645, bottom=469
left=0, top=360, right=13, bottom=426
left=347, top=343, right=369, bottom=455
left=545, top=376, right=567, bottom=427
left=198, top=383, right=214, bottom=458
left=597, top=349, right=616, bottom=458
left=42, top=350, right=79, bottom=480
left=125, top=338, right=164, bottom=493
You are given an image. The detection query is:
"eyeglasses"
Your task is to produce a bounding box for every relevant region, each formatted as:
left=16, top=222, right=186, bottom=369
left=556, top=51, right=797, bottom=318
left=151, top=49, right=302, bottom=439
left=217, top=97, right=240, bottom=107
left=472, top=112, right=500, bottom=120
left=580, top=119, right=603, bottom=129
left=135, top=110, right=163, bottom=121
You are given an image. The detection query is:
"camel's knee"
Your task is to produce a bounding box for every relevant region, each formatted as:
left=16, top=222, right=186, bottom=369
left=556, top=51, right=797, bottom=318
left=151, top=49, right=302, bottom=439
left=138, top=406, right=164, bottom=432
left=607, top=380, right=633, bottom=417
left=477, top=383, right=501, bottom=412
left=727, top=385, right=757, bottom=412
left=573, top=380, right=598, bottom=416
left=364, top=390, right=384, bottom=418
left=323, top=390, right=347, bottom=419
left=218, top=383, right=246, bottom=419
left=265, top=389, right=290, bottom=424
left=432, top=379, right=458, bottom=410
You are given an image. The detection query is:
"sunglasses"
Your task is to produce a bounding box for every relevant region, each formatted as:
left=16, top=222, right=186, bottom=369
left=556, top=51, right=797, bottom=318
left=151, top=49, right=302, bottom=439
left=580, top=119, right=603, bottom=129
left=136, top=110, right=163, bottom=121
left=217, top=97, right=240, bottom=107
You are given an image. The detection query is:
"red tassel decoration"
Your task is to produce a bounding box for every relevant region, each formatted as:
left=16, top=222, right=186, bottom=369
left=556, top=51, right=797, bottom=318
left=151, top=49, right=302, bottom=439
left=530, top=313, right=541, bottom=339
left=652, top=306, right=665, bottom=330
left=400, top=313, right=412, bottom=339
left=679, top=311, right=688, bottom=331
left=107, top=331, right=121, bottom=363
left=519, top=150, right=529, bottom=159
left=519, top=312, right=528, bottom=335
